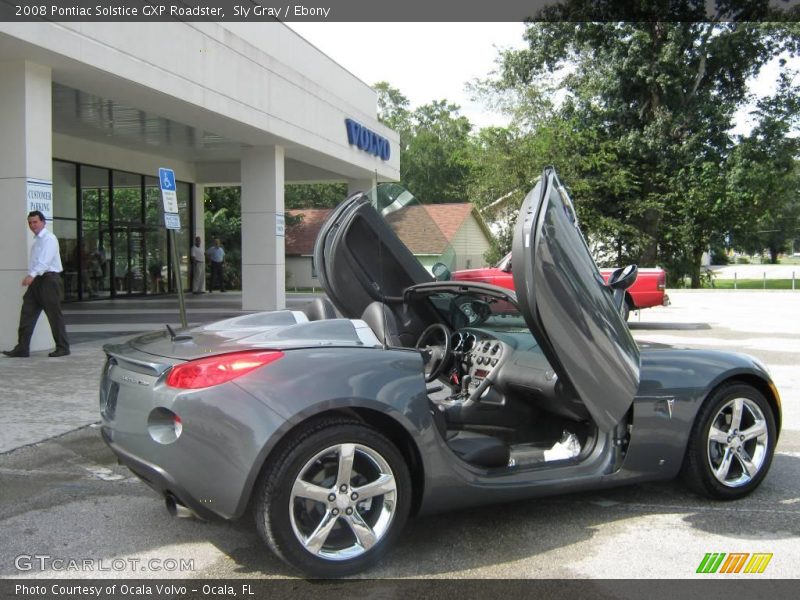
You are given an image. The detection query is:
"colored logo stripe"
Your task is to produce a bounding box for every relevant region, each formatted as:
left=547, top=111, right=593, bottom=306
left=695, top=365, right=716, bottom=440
left=720, top=553, right=749, bottom=573
left=744, top=553, right=773, bottom=574
left=696, top=552, right=772, bottom=574
left=697, top=553, right=726, bottom=573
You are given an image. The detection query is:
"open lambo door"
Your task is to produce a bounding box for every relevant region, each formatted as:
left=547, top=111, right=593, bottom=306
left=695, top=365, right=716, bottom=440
left=512, top=168, right=640, bottom=431
left=313, top=184, right=443, bottom=320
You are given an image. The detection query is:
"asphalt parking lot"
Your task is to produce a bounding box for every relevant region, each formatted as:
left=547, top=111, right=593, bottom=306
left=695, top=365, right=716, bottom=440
left=0, top=290, right=798, bottom=584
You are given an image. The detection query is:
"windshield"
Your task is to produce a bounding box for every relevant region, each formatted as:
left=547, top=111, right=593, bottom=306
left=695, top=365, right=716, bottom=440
left=365, top=183, right=458, bottom=280
left=424, top=289, right=529, bottom=333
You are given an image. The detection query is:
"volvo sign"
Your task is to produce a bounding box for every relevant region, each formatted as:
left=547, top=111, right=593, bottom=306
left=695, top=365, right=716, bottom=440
left=345, top=118, right=391, bottom=161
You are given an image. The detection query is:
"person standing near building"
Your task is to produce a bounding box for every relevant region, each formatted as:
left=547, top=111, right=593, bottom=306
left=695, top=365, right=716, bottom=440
left=190, top=236, right=205, bottom=294
left=206, top=238, right=225, bottom=293
left=3, top=211, right=70, bottom=358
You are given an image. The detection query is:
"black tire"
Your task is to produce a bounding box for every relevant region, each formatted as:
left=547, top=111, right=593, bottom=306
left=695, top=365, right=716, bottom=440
left=681, top=383, right=776, bottom=500
left=254, top=418, right=411, bottom=577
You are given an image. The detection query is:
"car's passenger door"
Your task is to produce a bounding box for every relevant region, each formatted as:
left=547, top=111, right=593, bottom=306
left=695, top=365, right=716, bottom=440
left=512, top=168, right=640, bottom=431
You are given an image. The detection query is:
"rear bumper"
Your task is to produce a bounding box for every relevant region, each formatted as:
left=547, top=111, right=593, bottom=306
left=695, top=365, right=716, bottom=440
left=662, top=294, right=671, bottom=306
left=102, top=427, right=221, bottom=520
left=99, top=364, right=287, bottom=520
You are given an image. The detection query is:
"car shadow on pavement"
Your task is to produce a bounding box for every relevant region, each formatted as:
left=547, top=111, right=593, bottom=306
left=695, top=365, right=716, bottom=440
left=371, top=448, right=800, bottom=578
left=2, top=427, right=797, bottom=579
left=679, top=452, right=800, bottom=540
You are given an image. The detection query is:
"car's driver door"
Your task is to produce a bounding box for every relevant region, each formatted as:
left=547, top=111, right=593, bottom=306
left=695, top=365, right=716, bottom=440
left=313, top=189, right=433, bottom=319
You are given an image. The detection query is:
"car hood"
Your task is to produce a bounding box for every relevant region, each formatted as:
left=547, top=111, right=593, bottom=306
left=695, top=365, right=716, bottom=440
left=116, top=310, right=381, bottom=360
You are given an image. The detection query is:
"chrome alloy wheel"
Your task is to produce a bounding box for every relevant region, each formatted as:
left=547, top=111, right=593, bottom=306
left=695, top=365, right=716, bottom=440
left=289, top=443, right=398, bottom=561
left=707, top=396, right=769, bottom=488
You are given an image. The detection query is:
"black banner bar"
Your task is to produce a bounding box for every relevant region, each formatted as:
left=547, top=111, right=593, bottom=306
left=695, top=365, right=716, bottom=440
left=1, top=0, right=799, bottom=23
left=2, top=579, right=800, bottom=600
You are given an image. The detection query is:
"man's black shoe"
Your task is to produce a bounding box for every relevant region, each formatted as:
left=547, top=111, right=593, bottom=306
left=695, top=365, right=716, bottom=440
left=3, top=349, right=29, bottom=358
left=48, top=349, right=71, bottom=358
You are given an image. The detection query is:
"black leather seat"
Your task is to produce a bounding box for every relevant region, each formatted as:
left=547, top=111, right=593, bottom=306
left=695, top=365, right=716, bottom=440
left=303, top=297, right=337, bottom=321
left=360, top=302, right=403, bottom=346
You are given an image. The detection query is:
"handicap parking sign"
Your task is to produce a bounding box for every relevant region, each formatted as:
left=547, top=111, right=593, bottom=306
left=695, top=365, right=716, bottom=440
left=159, top=168, right=176, bottom=191
left=158, top=167, right=179, bottom=215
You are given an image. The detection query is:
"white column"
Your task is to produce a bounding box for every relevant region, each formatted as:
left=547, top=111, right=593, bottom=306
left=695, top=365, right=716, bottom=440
left=0, top=61, right=54, bottom=352
left=348, top=176, right=377, bottom=196
left=193, top=183, right=205, bottom=244
left=241, top=146, right=285, bottom=311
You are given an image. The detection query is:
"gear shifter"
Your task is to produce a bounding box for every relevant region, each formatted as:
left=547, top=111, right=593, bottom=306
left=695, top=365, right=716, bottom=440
left=461, top=374, right=471, bottom=395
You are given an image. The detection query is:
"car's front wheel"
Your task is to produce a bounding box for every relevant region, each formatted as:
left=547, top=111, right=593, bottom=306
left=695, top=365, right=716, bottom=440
left=255, top=418, right=411, bottom=577
left=681, top=383, right=776, bottom=500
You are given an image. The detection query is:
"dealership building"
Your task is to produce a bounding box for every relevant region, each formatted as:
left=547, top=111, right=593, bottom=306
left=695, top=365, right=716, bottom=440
left=0, top=21, right=399, bottom=351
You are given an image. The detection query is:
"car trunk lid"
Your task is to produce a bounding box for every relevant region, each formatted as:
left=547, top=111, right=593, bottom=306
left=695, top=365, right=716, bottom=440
left=115, top=310, right=380, bottom=361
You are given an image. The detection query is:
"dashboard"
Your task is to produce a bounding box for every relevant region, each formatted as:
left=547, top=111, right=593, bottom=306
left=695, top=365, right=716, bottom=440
left=446, top=327, right=589, bottom=422
left=451, top=329, right=509, bottom=399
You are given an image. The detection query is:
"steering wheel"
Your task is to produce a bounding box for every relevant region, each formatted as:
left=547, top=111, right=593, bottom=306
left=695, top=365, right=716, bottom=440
left=415, top=324, right=452, bottom=382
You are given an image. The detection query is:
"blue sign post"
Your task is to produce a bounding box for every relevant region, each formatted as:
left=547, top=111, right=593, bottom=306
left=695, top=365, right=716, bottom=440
left=158, top=167, right=187, bottom=328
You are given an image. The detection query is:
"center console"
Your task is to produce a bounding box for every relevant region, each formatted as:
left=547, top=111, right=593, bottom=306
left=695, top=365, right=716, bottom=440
left=465, top=340, right=504, bottom=395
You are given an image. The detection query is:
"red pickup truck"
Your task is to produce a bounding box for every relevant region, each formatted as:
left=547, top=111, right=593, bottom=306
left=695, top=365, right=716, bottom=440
left=451, top=253, right=669, bottom=320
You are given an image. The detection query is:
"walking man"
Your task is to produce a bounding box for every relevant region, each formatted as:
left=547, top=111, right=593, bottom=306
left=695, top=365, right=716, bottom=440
left=190, top=236, right=205, bottom=294
left=206, top=238, right=225, bottom=293
left=3, top=211, right=70, bottom=358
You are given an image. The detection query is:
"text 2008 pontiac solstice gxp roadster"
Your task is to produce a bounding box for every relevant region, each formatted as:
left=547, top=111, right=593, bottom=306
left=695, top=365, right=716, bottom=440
left=100, top=168, right=780, bottom=577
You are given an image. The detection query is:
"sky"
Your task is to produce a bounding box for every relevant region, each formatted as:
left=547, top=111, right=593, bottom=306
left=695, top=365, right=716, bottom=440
left=287, top=22, right=528, bottom=129
left=287, top=22, right=794, bottom=136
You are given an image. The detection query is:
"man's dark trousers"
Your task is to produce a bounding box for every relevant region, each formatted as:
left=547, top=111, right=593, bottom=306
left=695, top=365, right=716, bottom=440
left=15, top=273, right=70, bottom=353
left=210, top=261, right=225, bottom=292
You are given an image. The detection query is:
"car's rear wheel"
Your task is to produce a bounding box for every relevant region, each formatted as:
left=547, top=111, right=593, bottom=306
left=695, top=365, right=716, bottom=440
left=255, top=418, right=411, bottom=577
left=681, top=383, right=776, bottom=500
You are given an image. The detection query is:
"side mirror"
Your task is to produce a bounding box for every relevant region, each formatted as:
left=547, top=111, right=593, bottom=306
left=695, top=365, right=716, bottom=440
left=607, top=264, right=638, bottom=318
left=453, top=297, right=490, bottom=326
left=432, top=262, right=451, bottom=281
left=608, top=264, right=638, bottom=290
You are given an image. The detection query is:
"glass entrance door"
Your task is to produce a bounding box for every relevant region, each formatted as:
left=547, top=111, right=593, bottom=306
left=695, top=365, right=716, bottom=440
left=146, top=228, right=168, bottom=294
left=111, top=226, right=169, bottom=296
left=112, top=226, right=145, bottom=295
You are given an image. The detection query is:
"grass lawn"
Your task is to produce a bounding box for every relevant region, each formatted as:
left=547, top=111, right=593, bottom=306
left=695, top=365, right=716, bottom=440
left=711, top=279, right=799, bottom=290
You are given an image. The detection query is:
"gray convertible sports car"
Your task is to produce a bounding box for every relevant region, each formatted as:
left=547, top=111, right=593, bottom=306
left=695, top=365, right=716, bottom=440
left=100, top=168, right=781, bottom=577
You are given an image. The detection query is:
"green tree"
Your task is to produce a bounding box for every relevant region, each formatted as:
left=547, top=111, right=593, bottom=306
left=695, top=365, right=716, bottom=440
left=466, top=113, right=638, bottom=266
left=727, top=71, right=800, bottom=263
left=484, top=18, right=798, bottom=285
left=285, top=183, right=347, bottom=209
left=402, top=100, right=475, bottom=203
left=376, top=82, right=476, bottom=204
left=204, top=187, right=241, bottom=289
left=374, top=81, right=412, bottom=139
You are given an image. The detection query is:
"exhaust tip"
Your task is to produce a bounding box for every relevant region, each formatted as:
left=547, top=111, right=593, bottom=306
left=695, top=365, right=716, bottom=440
left=165, top=494, right=196, bottom=519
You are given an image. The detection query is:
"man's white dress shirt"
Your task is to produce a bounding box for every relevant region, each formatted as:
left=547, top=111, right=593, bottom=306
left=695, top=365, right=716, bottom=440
left=191, top=245, right=205, bottom=263
left=28, top=227, right=63, bottom=278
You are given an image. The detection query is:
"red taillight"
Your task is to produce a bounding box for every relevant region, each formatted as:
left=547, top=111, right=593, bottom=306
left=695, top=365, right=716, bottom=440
left=166, top=350, right=284, bottom=389
left=658, top=272, right=666, bottom=290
